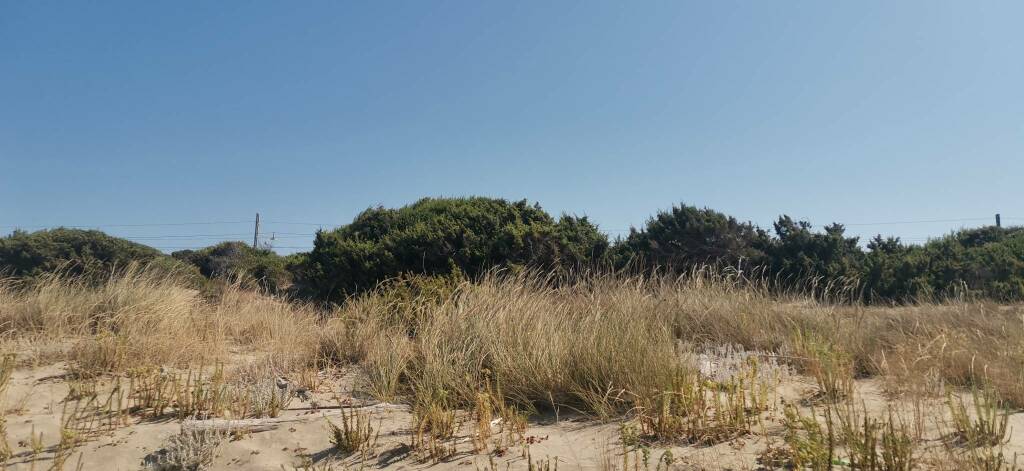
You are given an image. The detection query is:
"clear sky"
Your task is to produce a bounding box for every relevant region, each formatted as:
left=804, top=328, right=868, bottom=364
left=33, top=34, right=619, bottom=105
left=3, top=1, right=1023, bottom=253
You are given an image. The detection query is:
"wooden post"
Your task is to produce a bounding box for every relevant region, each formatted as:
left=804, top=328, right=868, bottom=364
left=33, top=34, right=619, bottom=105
left=253, top=213, right=260, bottom=248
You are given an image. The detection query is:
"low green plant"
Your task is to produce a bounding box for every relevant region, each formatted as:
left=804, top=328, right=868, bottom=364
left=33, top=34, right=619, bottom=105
left=0, top=354, right=14, bottom=462
left=411, top=399, right=460, bottom=462
left=837, top=403, right=915, bottom=470
left=635, top=373, right=758, bottom=446
left=29, top=424, right=45, bottom=457
left=326, top=407, right=377, bottom=456
left=780, top=404, right=834, bottom=471
left=879, top=409, right=916, bottom=471
left=947, top=387, right=1010, bottom=448
left=835, top=402, right=880, bottom=469
left=793, top=330, right=853, bottom=403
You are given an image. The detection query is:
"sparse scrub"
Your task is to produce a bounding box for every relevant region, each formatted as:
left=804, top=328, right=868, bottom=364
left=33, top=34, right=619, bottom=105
left=5, top=263, right=1024, bottom=468
left=833, top=402, right=908, bottom=470
left=879, top=409, right=917, bottom=471
left=779, top=404, right=835, bottom=471
left=127, top=364, right=246, bottom=420
left=145, top=428, right=230, bottom=471
left=773, top=401, right=920, bottom=470
left=0, top=354, right=14, bottom=462
left=472, top=388, right=494, bottom=452
left=946, top=387, right=1011, bottom=448
left=792, top=329, right=854, bottom=403
left=411, top=397, right=460, bottom=462
left=243, top=377, right=291, bottom=419
left=327, top=407, right=378, bottom=456
left=634, top=370, right=764, bottom=446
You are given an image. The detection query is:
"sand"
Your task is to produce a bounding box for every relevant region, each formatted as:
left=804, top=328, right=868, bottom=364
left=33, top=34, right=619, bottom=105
left=3, top=360, right=1024, bottom=470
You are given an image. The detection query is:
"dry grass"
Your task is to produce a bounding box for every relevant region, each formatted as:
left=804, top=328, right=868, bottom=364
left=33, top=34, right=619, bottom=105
left=401, top=273, right=686, bottom=417
left=4, top=266, right=1024, bottom=412
left=0, top=354, right=14, bottom=462
left=2, top=267, right=1024, bottom=409
left=0, top=265, right=317, bottom=376
left=2, top=265, right=1024, bottom=468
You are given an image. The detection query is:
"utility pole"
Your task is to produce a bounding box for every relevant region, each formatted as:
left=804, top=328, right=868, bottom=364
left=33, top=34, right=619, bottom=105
left=253, top=213, right=260, bottom=248
left=996, top=213, right=1001, bottom=228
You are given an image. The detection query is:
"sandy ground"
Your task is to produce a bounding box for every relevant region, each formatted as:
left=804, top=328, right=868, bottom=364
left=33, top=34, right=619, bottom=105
left=4, top=361, right=1024, bottom=471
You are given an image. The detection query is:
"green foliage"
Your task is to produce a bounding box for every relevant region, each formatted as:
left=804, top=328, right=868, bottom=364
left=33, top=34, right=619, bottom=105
left=6, top=201, right=1024, bottom=305
left=862, top=227, right=1024, bottom=302
left=612, top=204, right=770, bottom=272
left=610, top=203, right=1024, bottom=303
left=0, top=228, right=201, bottom=285
left=766, top=217, right=864, bottom=291
left=781, top=404, right=835, bottom=471
left=172, top=241, right=291, bottom=293
left=295, top=197, right=608, bottom=301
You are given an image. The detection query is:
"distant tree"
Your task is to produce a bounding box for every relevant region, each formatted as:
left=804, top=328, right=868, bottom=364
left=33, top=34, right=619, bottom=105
left=612, top=204, right=770, bottom=272
left=861, top=235, right=921, bottom=302
left=911, top=227, right=1024, bottom=301
left=766, top=217, right=863, bottom=286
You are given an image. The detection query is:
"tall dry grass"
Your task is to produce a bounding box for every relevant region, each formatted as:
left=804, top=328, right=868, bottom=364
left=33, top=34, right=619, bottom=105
left=1, top=265, right=1022, bottom=416
left=0, top=265, right=317, bottom=376
left=404, top=273, right=687, bottom=415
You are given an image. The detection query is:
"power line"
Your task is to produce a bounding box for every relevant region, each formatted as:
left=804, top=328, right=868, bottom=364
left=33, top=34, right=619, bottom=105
left=263, top=221, right=330, bottom=226
left=4, top=213, right=1012, bottom=251
left=149, top=245, right=313, bottom=250
left=122, top=233, right=252, bottom=240
left=842, top=217, right=993, bottom=226
left=262, top=231, right=318, bottom=236
left=260, top=235, right=312, bottom=239
left=0, top=220, right=252, bottom=229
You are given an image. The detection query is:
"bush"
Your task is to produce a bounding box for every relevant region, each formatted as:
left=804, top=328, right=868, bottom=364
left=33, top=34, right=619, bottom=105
left=861, top=227, right=1024, bottom=302
left=611, top=203, right=1024, bottom=303
left=0, top=228, right=200, bottom=284
left=766, top=217, right=863, bottom=291
left=612, top=204, right=770, bottom=272
left=173, top=241, right=291, bottom=293
left=8, top=202, right=1024, bottom=305
left=295, top=197, right=608, bottom=301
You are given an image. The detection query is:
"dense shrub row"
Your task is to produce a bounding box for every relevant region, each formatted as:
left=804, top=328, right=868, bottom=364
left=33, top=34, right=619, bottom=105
left=0, top=228, right=203, bottom=285
left=3, top=197, right=1022, bottom=303
left=292, top=197, right=608, bottom=301
left=611, top=204, right=1024, bottom=302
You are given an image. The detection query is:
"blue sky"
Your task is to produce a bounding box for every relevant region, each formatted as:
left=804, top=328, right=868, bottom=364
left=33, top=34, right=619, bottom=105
left=3, top=1, right=1023, bottom=253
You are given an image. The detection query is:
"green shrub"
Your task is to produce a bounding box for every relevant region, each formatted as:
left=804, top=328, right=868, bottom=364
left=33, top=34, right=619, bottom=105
left=8, top=202, right=1024, bottom=305
left=611, top=204, right=770, bottom=272
left=294, top=197, right=608, bottom=301
left=766, top=217, right=864, bottom=294
left=173, top=241, right=291, bottom=293
left=610, top=202, right=1024, bottom=303
left=862, top=227, right=1024, bottom=302
left=0, top=228, right=198, bottom=281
